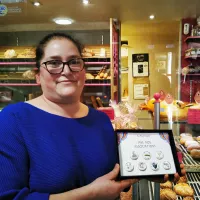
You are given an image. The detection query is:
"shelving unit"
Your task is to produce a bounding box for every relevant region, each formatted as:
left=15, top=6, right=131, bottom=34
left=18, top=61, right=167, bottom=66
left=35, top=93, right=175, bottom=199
left=0, top=55, right=113, bottom=106
left=184, top=36, right=200, bottom=43
left=180, top=19, right=200, bottom=103
left=185, top=55, right=200, bottom=59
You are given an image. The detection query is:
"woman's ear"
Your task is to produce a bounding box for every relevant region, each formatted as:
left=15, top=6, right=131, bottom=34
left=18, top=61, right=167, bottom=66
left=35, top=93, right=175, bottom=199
left=35, top=70, right=41, bottom=84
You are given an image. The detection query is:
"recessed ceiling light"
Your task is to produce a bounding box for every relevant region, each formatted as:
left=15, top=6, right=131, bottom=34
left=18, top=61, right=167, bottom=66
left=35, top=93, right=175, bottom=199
left=83, top=0, right=89, bottom=5
left=149, top=15, right=155, bottom=20
left=53, top=18, right=73, bottom=25
left=33, top=1, right=41, bottom=6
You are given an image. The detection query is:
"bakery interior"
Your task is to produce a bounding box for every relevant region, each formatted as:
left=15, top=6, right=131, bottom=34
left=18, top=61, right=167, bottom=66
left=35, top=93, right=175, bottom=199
left=0, top=0, right=200, bottom=199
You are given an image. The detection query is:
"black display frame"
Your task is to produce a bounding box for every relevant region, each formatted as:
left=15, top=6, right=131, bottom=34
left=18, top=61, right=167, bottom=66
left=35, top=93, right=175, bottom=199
left=115, top=129, right=181, bottom=180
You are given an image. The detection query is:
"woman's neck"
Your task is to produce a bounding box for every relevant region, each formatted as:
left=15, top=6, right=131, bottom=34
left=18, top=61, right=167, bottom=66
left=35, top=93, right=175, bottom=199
left=28, top=95, right=88, bottom=118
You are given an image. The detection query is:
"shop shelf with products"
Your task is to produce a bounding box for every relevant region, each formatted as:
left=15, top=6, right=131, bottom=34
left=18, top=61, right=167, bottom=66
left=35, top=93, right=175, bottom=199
left=181, top=19, right=200, bottom=104
left=0, top=45, right=116, bottom=109
left=83, top=55, right=112, bottom=108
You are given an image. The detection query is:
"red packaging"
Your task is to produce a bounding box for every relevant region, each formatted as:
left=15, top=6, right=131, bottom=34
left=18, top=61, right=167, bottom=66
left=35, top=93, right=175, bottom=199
left=187, top=108, right=200, bottom=124
left=97, top=107, right=115, bottom=120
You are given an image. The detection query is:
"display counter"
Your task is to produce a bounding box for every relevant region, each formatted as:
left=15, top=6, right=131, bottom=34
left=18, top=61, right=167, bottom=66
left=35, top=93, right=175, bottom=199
left=114, top=110, right=200, bottom=200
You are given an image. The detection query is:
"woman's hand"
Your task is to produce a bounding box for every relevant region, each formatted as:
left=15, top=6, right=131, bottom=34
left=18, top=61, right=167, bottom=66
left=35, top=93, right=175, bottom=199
left=164, top=163, right=186, bottom=183
left=147, top=163, right=186, bottom=183
left=89, top=164, right=139, bottom=200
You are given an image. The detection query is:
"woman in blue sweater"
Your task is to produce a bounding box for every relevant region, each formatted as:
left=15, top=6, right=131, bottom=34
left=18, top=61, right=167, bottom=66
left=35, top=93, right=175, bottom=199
left=0, top=32, right=138, bottom=200
left=0, top=33, right=185, bottom=200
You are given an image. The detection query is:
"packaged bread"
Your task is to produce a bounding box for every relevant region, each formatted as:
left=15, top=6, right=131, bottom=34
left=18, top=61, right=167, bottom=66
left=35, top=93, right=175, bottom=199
left=177, top=176, right=187, bottom=184
left=160, top=181, right=173, bottom=189
left=160, top=188, right=177, bottom=200
left=174, top=183, right=194, bottom=197
left=190, top=149, right=200, bottom=159
left=187, top=143, right=200, bottom=152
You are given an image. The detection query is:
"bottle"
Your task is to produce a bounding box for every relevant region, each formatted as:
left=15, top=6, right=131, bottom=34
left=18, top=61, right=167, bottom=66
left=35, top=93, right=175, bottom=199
left=191, top=25, right=194, bottom=36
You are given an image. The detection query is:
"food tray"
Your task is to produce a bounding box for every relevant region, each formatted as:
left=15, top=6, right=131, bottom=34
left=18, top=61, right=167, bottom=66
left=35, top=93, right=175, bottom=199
left=149, top=173, right=200, bottom=200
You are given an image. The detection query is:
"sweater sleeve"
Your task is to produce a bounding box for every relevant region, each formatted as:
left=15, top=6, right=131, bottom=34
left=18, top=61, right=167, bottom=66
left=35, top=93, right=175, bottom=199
left=0, top=106, right=50, bottom=200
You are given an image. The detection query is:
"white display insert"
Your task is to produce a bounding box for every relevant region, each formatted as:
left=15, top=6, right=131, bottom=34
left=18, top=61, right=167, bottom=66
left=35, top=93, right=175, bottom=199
left=118, top=132, right=176, bottom=176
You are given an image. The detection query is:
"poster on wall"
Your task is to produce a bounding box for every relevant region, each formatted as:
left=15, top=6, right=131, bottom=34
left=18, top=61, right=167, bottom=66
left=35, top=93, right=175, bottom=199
left=132, top=54, right=149, bottom=77
left=133, top=83, right=149, bottom=99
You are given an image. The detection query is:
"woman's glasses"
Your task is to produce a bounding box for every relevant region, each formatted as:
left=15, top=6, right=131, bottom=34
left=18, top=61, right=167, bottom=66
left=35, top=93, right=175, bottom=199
left=41, top=58, right=84, bottom=74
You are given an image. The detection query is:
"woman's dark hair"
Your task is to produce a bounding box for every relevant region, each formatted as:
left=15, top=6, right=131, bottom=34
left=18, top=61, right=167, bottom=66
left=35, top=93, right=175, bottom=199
left=35, top=32, right=84, bottom=68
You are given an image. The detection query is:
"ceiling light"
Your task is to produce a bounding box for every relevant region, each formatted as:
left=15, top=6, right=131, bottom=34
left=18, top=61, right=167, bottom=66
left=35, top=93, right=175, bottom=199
left=83, top=0, right=89, bottom=5
left=149, top=15, right=155, bottom=20
left=53, top=18, right=73, bottom=25
left=33, top=2, right=41, bottom=6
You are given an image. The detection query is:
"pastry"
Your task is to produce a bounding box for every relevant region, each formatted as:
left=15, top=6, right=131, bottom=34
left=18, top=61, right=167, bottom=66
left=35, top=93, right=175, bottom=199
left=190, top=149, right=200, bottom=159
left=187, top=143, right=200, bottom=152
left=160, top=181, right=173, bottom=189
left=180, top=137, right=194, bottom=145
left=180, top=133, right=192, bottom=137
left=160, top=188, right=176, bottom=200
left=174, top=183, right=194, bottom=197
left=120, top=186, right=132, bottom=200
left=183, top=197, right=194, bottom=200
left=177, top=176, right=187, bottom=184
left=185, top=141, right=199, bottom=147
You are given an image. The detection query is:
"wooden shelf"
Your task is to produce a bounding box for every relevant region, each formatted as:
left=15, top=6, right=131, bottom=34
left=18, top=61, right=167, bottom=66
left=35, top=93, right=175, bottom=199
left=182, top=73, right=200, bottom=76
left=184, top=36, right=200, bottom=43
left=0, top=83, right=111, bottom=87
left=185, top=55, right=200, bottom=59
left=0, top=83, right=39, bottom=86
left=84, top=83, right=111, bottom=86
left=85, top=62, right=110, bottom=65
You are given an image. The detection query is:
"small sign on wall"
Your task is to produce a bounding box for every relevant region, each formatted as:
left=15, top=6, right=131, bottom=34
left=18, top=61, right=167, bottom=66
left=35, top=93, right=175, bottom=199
left=133, top=83, right=149, bottom=99
left=132, top=54, right=149, bottom=77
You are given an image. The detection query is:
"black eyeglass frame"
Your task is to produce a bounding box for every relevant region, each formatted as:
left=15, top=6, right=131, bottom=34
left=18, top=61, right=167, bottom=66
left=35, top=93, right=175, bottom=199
left=41, top=58, right=85, bottom=74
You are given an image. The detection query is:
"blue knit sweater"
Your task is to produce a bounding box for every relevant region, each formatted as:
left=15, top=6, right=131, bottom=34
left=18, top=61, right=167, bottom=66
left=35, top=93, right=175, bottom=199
left=0, top=102, right=117, bottom=200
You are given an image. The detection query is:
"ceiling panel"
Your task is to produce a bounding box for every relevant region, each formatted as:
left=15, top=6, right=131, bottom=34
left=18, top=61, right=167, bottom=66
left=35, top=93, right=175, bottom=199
left=0, top=0, right=199, bottom=30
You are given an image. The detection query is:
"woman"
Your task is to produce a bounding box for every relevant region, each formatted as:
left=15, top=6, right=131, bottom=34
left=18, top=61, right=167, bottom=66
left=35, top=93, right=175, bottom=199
left=0, top=33, right=137, bottom=200
left=0, top=32, right=185, bottom=200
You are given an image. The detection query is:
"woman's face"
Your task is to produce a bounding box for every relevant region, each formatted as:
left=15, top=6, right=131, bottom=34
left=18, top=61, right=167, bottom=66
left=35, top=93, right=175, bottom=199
left=36, top=38, right=85, bottom=103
